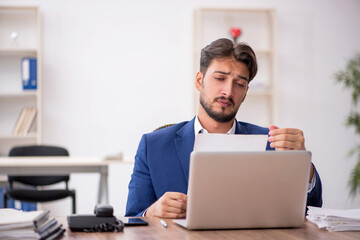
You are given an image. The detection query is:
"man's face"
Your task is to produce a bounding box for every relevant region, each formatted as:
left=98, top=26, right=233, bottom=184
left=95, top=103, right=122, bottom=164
left=196, top=57, right=250, bottom=123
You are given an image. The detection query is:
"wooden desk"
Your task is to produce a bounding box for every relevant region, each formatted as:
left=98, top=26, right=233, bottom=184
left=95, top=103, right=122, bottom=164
left=0, top=157, right=123, bottom=204
left=59, top=217, right=360, bottom=240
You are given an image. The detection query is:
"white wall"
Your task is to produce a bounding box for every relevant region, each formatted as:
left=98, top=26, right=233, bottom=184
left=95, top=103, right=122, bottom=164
left=1, top=0, right=359, bottom=216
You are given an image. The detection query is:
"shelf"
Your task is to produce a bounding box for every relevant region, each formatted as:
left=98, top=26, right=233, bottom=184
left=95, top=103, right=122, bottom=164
left=0, top=6, right=38, bottom=11
left=0, top=91, right=37, bottom=98
left=198, top=8, right=276, bottom=13
left=0, top=48, right=37, bottom=55
left=0, top=133, right=37, bottom=140
left=255, top=49, right=273, bottom=55
left=0, top=6, right=41, bottom=156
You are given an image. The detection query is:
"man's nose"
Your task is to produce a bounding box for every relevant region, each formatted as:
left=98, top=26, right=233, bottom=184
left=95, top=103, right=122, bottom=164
left=221, top=81, right=233, bottom=97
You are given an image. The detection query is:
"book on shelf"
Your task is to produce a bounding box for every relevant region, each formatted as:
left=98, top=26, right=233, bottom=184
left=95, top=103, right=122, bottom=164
left=21, top=107, right=37, bottom=134
left=12, top=107, right=27, bottom=135
left=0, top=209, right=65, bottom=240
left=13, top=107, right=37, bottom=136
left=22, top=57, right=37, bottom=90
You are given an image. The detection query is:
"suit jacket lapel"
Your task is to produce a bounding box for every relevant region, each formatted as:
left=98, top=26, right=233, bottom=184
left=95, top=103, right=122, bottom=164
left=174, top=117, right=196, bottom=182
left=235, top=120, right=250, bottom=134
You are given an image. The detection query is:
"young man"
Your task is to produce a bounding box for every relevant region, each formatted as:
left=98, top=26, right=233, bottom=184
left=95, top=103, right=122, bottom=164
left=125, top=38, right=322, bottom=218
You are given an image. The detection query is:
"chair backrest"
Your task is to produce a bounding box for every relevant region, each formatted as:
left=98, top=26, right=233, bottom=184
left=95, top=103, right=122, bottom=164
left=9, top=145, right=70, bottom=186
left=153, top=123, right=176, bottom=132
left=9, top=145, right=69, bottom=157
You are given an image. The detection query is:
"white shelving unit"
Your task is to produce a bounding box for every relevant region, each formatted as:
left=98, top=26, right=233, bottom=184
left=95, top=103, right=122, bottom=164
left=0, top=6, right=41, bottom=156
left=193, top=8, right=277, bottom=127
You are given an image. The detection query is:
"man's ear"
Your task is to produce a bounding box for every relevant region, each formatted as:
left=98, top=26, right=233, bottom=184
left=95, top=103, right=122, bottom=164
left=195, top=72, right=203, bottom=91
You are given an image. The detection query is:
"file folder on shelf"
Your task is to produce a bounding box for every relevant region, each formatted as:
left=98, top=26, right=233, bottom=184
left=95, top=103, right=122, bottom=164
left=21, top=58, right=37, bottom=90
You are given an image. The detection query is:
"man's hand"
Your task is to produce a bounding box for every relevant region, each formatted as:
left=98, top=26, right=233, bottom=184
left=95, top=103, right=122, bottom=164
left=268, top=125, right=306, bottom=151
left=268, top=125, right=314, bottom=183
left=145, top=192, right=187, bottom=218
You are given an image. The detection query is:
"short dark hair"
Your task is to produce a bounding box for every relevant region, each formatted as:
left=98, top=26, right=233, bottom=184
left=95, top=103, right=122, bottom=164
left=199, top=38, right=258, bottom=81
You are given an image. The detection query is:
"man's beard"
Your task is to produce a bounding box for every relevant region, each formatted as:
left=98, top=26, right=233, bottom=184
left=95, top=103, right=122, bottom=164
left=200, top=94, right=239, bottom=123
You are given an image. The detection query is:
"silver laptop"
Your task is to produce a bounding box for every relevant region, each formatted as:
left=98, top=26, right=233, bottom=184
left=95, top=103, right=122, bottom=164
left=173, top=151, right=311, bottom=230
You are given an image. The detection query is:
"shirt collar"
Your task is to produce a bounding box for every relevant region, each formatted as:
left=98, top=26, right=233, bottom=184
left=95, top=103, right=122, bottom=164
left=194, top=115, right=236, bottom=135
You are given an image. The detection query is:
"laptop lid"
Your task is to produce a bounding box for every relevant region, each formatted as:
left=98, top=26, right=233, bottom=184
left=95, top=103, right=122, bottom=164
left=174, top=151, right=311, bottom=230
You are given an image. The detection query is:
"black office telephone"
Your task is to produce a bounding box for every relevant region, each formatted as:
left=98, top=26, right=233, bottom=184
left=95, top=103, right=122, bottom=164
left=67, top=204, right=124, bottom=232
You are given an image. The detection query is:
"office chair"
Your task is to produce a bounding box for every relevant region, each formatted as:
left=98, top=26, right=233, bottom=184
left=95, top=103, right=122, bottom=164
left=153, top=123, right=176, bottom=132
left=3, top=145, right=76, bottom=213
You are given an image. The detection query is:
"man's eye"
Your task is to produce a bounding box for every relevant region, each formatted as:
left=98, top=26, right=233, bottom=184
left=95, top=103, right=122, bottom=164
left=235, top=83, right=246, bottom=88
left=215, top=77, right=224, bottom=81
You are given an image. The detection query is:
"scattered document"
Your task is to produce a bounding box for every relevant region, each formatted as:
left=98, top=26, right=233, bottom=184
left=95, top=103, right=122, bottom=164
left=307, top=206, right=360, bottom=231
left=194, top=134, right=268, bottom=152
left=0, top=209, right=65, bottom=239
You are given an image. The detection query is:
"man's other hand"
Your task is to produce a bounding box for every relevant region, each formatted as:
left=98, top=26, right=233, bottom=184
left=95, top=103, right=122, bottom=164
left=145, top=192, right=187, bottom=218
left=268, top=125, right=314, bottom=183
left=268, top=125, right=306, bottom=151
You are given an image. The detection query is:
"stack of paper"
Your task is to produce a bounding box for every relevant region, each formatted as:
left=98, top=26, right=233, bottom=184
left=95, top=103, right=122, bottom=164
left=307, top=206, right=360, bottom=231
left=0, top=209, right=65, bottom=239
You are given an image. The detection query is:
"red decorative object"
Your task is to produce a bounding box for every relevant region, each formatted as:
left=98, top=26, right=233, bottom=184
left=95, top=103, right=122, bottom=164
left=230, top=27, right=242, bottom=43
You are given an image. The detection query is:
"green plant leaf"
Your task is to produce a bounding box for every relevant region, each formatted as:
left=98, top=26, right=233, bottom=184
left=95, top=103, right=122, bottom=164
left=346, top=111, right=360, bottom=134
left=335, top=53, right=360, bottom=197
left=335, top=53, right=360, bottom=106
left=348, top=144, right=360, bottom=158
left=349, top=159, right=360, bottom=197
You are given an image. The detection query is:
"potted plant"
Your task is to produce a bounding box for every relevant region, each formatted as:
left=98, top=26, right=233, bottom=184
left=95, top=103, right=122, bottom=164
left=335, top=53, right=360, bottom=197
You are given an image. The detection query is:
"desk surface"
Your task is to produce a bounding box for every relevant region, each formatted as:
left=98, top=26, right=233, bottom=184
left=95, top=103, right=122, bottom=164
left=0, top=157, right=111, bottom=167
left=60, top=217, right=360, bottom=240
left=0, top=157, right=125, bottom=175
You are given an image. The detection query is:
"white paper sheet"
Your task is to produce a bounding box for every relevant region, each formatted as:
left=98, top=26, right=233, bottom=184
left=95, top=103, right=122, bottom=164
left=0, top=209, right=44, bottom=226
left=307, top=207, right=360, bottom=231
left=193, top=133, right=268, bottom=152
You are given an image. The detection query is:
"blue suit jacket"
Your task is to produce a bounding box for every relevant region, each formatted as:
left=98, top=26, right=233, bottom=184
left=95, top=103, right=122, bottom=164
left=125, top=117, right=322, bottom=216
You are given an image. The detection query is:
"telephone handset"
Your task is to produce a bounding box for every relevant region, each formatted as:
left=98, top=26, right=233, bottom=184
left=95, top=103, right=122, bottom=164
left=67, top=204, right=124, bottom=232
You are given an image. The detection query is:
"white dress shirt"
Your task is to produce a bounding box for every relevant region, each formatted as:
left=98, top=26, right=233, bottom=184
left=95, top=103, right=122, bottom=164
left=194, top=115, right=236, bottom=135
